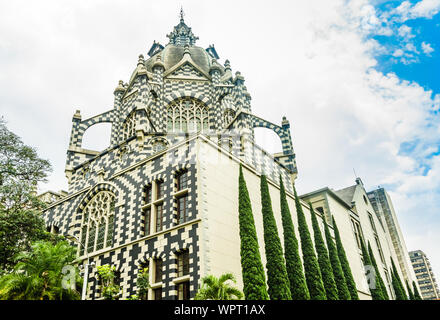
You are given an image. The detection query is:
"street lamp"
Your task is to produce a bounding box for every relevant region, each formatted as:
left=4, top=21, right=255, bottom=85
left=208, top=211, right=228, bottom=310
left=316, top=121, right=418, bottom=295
left=66, top=234, right=93, bottom=300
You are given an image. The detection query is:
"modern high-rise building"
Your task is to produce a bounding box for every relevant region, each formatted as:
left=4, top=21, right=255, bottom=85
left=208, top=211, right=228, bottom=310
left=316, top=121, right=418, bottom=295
left=40, top=13, right=413, bottom=300
left=367, top=188, right=417, bottom=287
left=409, top=250, right=440, bottom=300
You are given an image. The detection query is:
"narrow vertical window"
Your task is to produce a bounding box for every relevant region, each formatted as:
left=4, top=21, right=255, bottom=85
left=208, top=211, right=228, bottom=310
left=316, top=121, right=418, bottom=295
left=144, top=208, right=151, bottom=236
left=177, top=196, right=189, bottom=224
left=156, top=204, right=164, bottom=232
left=145, top=185, right=152, bottom=204
left=154, top=259, right=163, bottom=283
left=177, top=282, right=190, bottom=300
left=375, top=235, right=385, bottom=263
left=106, top=215, right=114, bottom=248
left=177, top=250, right=189, bottom=277
left=154, top=288, right=162, bottom=300
left=156, top=181, right=164, bottom=199
left=87, top=222, right=96, bottom=254
left=177, top=170, right=188, bottom=191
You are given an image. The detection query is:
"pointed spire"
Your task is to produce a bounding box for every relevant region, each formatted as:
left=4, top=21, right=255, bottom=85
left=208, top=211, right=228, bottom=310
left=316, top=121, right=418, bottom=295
left=180, top=6, right=185, bottom=23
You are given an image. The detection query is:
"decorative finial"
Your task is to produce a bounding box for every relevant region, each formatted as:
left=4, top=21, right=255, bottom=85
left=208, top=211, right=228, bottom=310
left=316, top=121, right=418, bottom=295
left=180, top=7, right=185, bottom=22
left=224, top=59, right=231, bottom=71
left=138, top=54, right=145, bottom=66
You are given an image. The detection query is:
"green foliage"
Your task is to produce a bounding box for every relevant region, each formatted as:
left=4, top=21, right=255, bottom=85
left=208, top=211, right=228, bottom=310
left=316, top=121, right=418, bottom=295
left=0, top=118, right=51, bottom=212
left=323, top=219, right=351, bottom=300
left=310, top=205, right=338, bottom=300
left=279, top=177, right=309, bottom=300
left=406, top=280, right=415, bottom=300
left=136, top=267, right=150, bottom=300
left=0, top=241, right=81, bottom=300
left=259, top=175, right=291, bottom=300
left=126, top=294, right=139, bottom=300
left=412, top=281, right=422, bottom=300
left=194, top=273, right=243, bottom=300
left=293, top=186, right=326, bottom=300
left=96, top=264, right=121, bottom=300
left=367, top=242, right=389, bottom=300
left=0, top=119, right=56, bottom=273
left=331, top=216, right=359, bottom=300
left=360, top=238, right=384, bottom=300
left=237, top=165, right=269, bottom=300
left=390, top=258, right=407, bottom=300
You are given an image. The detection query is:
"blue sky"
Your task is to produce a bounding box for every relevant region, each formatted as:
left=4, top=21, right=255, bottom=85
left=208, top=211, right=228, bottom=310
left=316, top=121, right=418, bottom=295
left=372, top=1, right=440, bottom=93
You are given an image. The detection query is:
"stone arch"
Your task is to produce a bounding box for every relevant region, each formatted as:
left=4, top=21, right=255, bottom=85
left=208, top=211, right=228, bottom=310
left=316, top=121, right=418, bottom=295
left=137, top=250, right=167, bottom=267
left=250, top=115, right=293, bottom=156
left=70, top=110, right=115, bottom=149
left=163, top=91, right=211, bottom=106
left=147, top=136, right=169, bottom=154
left=77, top=182, right=119, bottom=214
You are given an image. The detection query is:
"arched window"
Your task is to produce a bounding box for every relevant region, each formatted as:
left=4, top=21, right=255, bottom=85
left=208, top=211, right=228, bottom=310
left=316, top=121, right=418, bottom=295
left=167, top=98, right=209, bottom=133
left=79, top=191, right=116, bottom=255
left=224, top=109, right=236, bottom=127
left=122, top=112, right=136, bottom=141
left=152, top=140, right=167, bottom=153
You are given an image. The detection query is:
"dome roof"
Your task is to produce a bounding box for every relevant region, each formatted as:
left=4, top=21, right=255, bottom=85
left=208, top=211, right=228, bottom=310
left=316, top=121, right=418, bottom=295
left=145, top=44, right=219, bottom=75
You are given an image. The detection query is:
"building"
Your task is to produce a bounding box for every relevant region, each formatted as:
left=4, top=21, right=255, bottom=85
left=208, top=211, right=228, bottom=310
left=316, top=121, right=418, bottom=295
left=301, top=178, right=412, bottom=299
left=367, top=187, right=417, bottom=288
left=38, top=190, right=68, bottom=205
left=41, top=13, right=412, bottom=300
left=409, top=250, right=440, bottom=300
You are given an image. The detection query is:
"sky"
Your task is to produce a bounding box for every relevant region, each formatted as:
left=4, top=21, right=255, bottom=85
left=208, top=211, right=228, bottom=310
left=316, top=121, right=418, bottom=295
left=1, top=0, right=440, bottom=286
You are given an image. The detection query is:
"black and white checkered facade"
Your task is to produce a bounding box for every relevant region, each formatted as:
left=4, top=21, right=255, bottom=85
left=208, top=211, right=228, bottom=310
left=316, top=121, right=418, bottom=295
left=43, top=16, right=297, bottom=299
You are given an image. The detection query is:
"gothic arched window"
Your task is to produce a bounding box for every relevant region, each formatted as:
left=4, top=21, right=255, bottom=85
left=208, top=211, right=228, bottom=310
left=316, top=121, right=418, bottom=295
left=223, top=109, right=236, bottom=127
left=122, top=112, right=136, bottom=141
left=79, top=191, right=116, bottom=255
left=167, top=98, right=209, bottom=133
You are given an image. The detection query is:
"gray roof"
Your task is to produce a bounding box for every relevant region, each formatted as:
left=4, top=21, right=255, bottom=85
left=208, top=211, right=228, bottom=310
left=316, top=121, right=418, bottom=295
left=145, top=44, right=219, bottom=75
left=333, top=185, right=357, bottom=205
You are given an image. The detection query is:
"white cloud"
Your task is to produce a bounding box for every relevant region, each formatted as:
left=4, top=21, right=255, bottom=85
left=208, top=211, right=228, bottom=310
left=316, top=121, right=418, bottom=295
left=394, top=0, right=440, bottom=21
left=1, top=0, right=440, bottom=283
left=422, top=41, right=435, bottom=54
left=393, top=48, right=404, bottom=57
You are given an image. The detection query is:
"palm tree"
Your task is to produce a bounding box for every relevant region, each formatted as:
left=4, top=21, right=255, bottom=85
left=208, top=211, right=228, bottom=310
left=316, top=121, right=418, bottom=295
left=0, top=241, right=81, bottom=300
left=194, top=273, right=243, bottom=300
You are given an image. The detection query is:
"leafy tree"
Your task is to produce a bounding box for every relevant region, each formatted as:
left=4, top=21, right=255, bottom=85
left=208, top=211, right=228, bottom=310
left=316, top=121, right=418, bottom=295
left=390, top=258, right=407, bottom=300
left=0, top=241, right=81, bottom=300
left=360, top=238, right=384, bottom=300
left=367, top=241, right=389, bottom=300
left=310, top=205, right=338, bottom=300
left=194, top=273, right=243, bottom=300
left=96, top=264, right=121, bottom=300
left=0, top=118, right=51, bottom=211
left=323, top=219, right=351, bottom=300
left=237, top=165, right=268, bottom=300
left=331, top=216, right=359, bottom=300
left=136, top=266, right=150, bottom=300
left=406, top=280, right=415, bottom=300
left=279, top=176, right=309, bottom=299
left=259, top=175, right=291, bottom=300
left=293, top=186, right=326, bottom=300
left=412, top=281, right=422, bottom=300
left=0, top=119, right=55, bottom=273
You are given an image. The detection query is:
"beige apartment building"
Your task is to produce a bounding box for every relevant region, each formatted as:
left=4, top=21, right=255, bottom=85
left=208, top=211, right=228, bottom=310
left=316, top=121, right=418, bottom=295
left=409, top=250, right=440, bottom=300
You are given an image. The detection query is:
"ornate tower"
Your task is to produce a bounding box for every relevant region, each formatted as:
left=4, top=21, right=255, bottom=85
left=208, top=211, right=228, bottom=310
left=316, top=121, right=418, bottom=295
left=44, top=12, right=298, bottom=300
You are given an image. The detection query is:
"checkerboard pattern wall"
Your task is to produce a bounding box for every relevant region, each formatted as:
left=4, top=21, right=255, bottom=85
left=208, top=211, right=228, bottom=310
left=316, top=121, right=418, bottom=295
left=46, top=20, right=298, bottom=299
